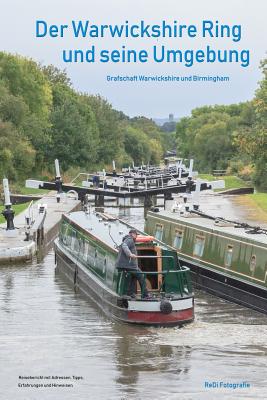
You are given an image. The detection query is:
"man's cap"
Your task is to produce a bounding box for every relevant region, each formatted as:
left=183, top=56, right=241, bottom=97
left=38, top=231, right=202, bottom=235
left=129, top=229, right=138, bottom=234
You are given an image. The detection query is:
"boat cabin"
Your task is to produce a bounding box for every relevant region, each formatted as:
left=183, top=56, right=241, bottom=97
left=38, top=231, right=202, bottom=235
left=145, top=208, right=267, bottom=314
left=55, top=209, right=194, bottom=326
left=58, top=211, right=192, bottom=299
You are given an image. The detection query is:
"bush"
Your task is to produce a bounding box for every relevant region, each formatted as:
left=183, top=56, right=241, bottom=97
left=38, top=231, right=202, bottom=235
left=238, top=164, right=254, bottom=181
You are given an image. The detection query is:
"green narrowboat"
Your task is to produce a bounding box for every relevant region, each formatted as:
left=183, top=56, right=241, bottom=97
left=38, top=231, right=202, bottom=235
left=54, top=210, right=194, bottom=326
left=145, top=209, right=267, bottom=314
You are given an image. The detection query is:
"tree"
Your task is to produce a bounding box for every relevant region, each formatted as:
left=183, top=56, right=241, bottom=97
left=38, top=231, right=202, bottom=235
left=0, top=120, right=35, bottom=180
left=86, top=95, right=123, bottom=164
left=176, top=102, right=254, bottom=172
left=0, top=53, right=52, bottom=119
left=49, top=95, right=99, bottom=169
left=234, top=60, right=267, bottom=189
left=124, top=126, right=152, bottom=165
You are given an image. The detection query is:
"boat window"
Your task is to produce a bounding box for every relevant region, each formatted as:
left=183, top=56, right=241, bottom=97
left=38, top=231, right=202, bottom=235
left=70, top=230, right=77, bottom=251
left=60, top=223, right=72, bottom=247
left=103, top=257, right=107, bottom=274
left=87, top=243, right=96, bottom=265
left=193, top=235, right=205, bottom=257
left=60, top=222, right=68, bottom=244
left=250, top=255, right=256, bottom=273
left=74, top=236, right=81, bottom=253
left=154, top=224, right=163, bottom=241
left=83, top=241, right=89, bottom=262
left=173, top=230, right=183, bottom=250
left=225, top=245, right=233, bottom=267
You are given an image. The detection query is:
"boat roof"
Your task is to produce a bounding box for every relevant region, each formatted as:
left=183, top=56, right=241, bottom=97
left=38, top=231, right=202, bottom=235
left=64, top=210, right=169, bottom=251
left=148, top=209, right=267, bottom=248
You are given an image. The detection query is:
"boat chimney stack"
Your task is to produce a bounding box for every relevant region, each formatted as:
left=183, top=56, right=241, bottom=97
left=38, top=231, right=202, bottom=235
left=2, top=178, right=15, bottom=230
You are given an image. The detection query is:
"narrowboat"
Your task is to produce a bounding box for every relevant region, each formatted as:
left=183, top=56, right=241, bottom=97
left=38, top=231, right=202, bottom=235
left=145, top=206, right=267, bottom=314
left=54, top=210, right=194, bottom=326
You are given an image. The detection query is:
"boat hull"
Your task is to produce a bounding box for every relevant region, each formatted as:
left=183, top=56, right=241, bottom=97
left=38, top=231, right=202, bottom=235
left=145, top=211, right=267, bottom=314
left=180, top=258, right=267, bottom=314
left=55, top=242, right=194, bottom=327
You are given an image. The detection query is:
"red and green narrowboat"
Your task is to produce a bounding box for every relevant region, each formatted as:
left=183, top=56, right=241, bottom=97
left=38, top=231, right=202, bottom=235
left=54, top=210, right=194, bottom=326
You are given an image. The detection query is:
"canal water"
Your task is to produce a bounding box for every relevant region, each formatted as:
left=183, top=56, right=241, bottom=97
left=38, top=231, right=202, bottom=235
left=0, top=205, right=267, bottom=400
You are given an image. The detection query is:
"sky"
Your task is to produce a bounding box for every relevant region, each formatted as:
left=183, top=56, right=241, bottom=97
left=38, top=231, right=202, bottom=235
left=0, top=0, right=266, bottom=119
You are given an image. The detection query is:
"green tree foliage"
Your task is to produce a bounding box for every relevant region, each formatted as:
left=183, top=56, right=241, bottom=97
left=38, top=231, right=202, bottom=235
left=0, top=120, right=35, bottom=180
left=86, top=95, right=124, bottom=164
left=0, top=53, right=52, bottom=118
left=130, top=116, right=161, bottom=139
left=41, top=65, right=72, bottom=87
left=0, top=84, right=28, bottom=127
left=234, top=60, right=267, bottom=189
left=176, top=103, right=255, bottom=172
left=49, top=92, right=99, bottom=169
left=0, top=52, right=193, bottom=183
left=121, top=117, right=164, bottom=166
left=0, top=53, right=52, bottom=169
left=124, top=126, right=152, bottom=165
left=161, top=121, right=176, bottom=133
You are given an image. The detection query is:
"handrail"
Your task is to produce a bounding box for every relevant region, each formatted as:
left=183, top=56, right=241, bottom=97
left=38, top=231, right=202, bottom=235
left=70, top=172, right=90, bottom=184
left=135, top=255, right=174, bottom=259
left=118, top=267, right=191, bottom=297
left=126, top=270, right=180, bottom=275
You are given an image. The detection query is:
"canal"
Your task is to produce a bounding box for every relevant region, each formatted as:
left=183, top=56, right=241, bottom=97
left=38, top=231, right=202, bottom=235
left=0, top=205, right=267, bottom=399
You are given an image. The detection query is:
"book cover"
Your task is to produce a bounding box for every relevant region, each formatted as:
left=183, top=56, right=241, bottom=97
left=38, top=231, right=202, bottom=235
left=0, top=1, right=266, bottom=399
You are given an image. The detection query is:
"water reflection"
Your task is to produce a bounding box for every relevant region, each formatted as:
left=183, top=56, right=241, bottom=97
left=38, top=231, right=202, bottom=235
left=1, top=272, right=14, bottom=315
left=0, top=200, right=267, bottom=399
left=112, top=324, right=192, bottom=399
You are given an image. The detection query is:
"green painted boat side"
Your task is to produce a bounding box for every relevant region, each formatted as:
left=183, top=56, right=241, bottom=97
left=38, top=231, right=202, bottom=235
left=54, top=211, right=195, bottom=326
left=57, top=211, right=193, bottom=299
left=145, top=210, right=267, bottom=313
left=145, top=211, right=267, bottom=288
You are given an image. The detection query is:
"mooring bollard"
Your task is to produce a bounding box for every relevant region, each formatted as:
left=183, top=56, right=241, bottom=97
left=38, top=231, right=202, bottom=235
left=2, top=178, right=15, bottom=230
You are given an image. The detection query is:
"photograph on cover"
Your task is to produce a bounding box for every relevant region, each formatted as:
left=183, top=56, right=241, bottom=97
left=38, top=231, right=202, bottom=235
left=0, top=0, right=266, bottom=399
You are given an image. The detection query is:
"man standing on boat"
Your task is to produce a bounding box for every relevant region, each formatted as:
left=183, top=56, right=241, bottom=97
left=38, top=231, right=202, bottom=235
left=116, top=229, right=149, bottom=299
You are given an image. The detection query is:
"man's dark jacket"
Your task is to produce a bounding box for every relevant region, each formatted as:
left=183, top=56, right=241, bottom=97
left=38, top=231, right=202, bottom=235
left=116, top=235, right=138, bottom=270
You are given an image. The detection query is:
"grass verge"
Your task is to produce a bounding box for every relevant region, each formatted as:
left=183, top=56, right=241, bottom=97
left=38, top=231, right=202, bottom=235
left=0, top=202, right=30, bottom=224
left=232, top=194, right=267, bottom=223
left=198, top=174, right=250, bottom=191
left=18, top=187, right=49, bottom=195
left=247, top=193, right=267, bottom=213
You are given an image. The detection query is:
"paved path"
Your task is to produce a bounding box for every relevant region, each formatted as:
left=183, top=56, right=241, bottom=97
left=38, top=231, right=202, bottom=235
left=0, top=193, right=80, bottom=263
